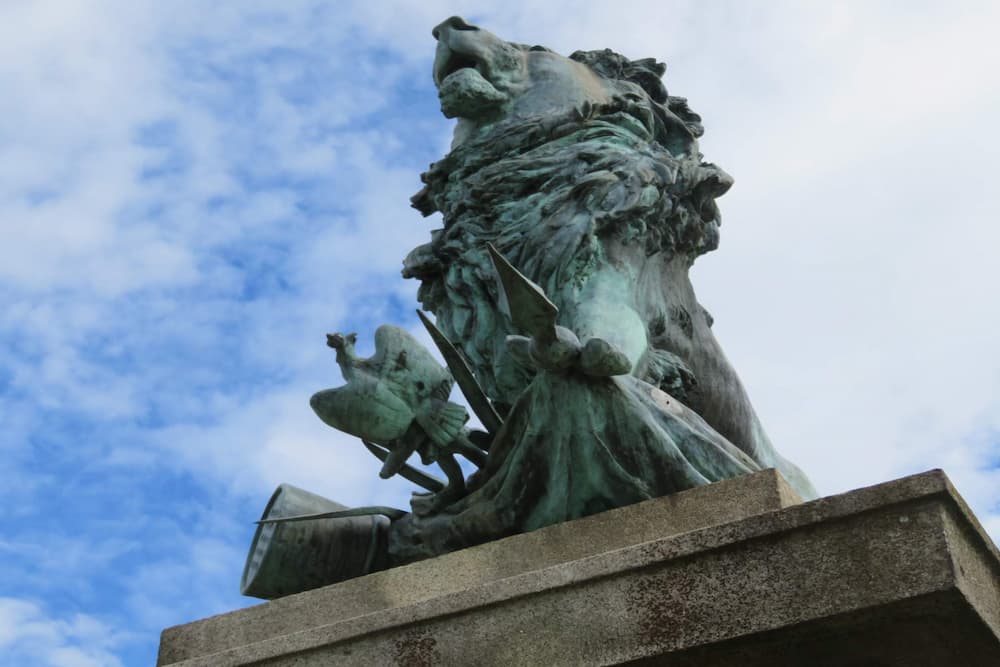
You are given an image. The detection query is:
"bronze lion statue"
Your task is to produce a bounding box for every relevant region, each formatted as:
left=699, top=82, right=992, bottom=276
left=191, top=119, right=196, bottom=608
left=393, top=17, right=815, bottom=559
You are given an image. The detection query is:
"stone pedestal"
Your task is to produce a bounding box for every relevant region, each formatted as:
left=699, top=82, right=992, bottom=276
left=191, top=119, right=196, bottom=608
left=158, top=469, right=1000, bottom=666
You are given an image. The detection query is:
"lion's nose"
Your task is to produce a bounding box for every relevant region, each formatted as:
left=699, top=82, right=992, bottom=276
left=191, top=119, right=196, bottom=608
left=432, top=16, right=480, bottom=40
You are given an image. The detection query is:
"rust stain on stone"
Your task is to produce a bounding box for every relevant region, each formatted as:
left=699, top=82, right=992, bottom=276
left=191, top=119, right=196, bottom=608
left=626, top=567, right=715, bottom=651
left=392, top=630, right=439, bottom=667
left=627, top=573, right=679, bottom=648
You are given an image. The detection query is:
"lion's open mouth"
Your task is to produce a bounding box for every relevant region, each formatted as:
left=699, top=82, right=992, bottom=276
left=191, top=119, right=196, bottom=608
left=434, top=45, right=487, bottom=87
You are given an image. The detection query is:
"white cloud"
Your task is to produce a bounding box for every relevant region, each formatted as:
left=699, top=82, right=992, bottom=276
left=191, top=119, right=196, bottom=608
left=0, top=598, right=124, bottom=667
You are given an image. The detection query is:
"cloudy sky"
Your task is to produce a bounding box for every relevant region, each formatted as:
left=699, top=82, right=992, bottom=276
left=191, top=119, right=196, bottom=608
left=1, top=1, right=998, bottom=664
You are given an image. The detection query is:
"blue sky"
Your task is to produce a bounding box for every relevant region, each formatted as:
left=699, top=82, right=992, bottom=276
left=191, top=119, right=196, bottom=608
left=2, top=2, right=999, bottom=665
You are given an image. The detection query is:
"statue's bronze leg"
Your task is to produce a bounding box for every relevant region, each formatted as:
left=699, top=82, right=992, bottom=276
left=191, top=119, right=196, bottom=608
left=451, top=435, right=488, bottom=467
left=411, top=452, right=467, bottom=516
left=436, top=453, right=467, bottom=495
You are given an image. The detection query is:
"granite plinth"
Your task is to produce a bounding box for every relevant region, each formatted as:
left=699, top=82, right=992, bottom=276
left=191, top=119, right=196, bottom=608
left=158, top=469, right=1000, bottom=666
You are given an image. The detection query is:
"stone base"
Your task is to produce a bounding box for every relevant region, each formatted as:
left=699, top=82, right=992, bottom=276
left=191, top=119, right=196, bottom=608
left=158, top=469, right=1000, bottom=666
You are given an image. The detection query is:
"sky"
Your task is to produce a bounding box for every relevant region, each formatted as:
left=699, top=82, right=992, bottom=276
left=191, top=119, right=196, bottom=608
left=1, top=1, right=998, bottom=665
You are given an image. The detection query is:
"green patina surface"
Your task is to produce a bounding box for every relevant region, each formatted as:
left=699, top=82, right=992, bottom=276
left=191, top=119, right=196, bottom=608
left=307, top=16, right=817, bottom=564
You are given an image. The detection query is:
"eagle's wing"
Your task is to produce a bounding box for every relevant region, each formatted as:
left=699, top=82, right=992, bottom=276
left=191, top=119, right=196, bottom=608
left=369, top=325, right=454, bottom=403
left=310, top=377, right=414, bottom=445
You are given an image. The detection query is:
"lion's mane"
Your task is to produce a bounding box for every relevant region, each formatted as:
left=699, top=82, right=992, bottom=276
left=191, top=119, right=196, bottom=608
left=405, top=50, right=733, bottom=408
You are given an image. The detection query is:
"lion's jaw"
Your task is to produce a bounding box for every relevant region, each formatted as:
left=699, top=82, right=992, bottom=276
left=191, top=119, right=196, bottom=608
left=432, top=16, right=613, bottom=143
left=433, top=17, right=521, bottom=121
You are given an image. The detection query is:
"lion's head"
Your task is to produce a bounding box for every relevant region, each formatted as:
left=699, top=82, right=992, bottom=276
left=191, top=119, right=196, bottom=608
left=407, top=16, right=735, bottom=405
left=432, top=16, right=706, bottom=157
left=411, top=17, right=732, bottom=269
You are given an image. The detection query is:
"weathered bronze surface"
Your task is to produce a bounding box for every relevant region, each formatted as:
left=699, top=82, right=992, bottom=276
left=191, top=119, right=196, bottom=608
left=243, top=16, right=818, bottom=590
